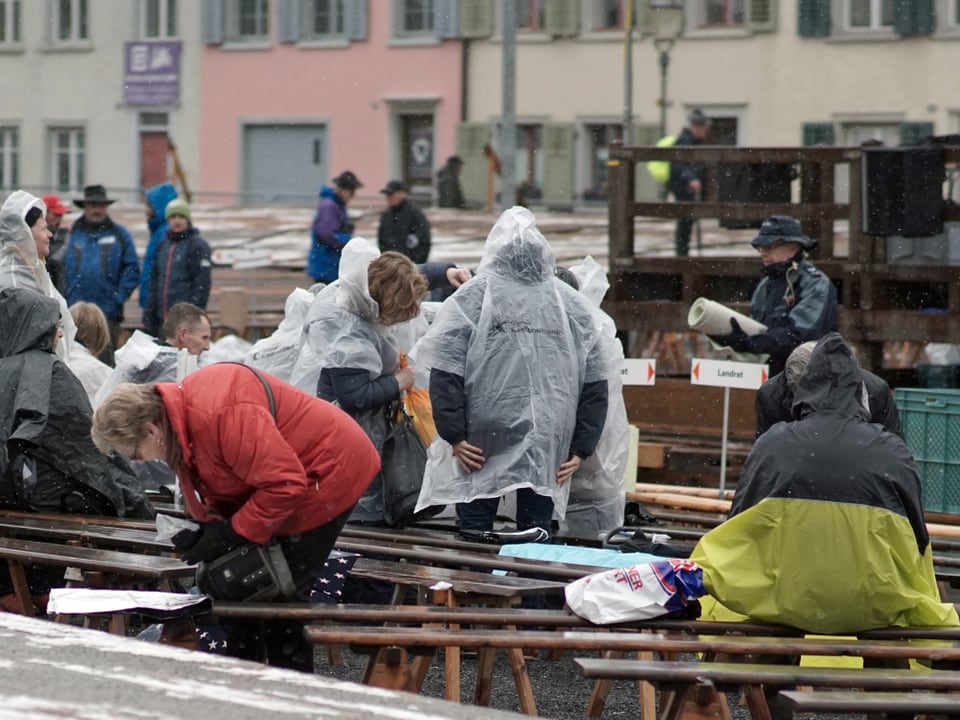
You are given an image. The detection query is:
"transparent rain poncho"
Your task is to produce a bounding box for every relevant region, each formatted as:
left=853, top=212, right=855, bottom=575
left=412, top=207, right=610, bottom=517
left=291, top=237, right=403, bottom=522
left=0, top=190, right=76, bottom=363
left=563, top=256, right=630, bottom=537
left=245, top=287, right=315, bottom=382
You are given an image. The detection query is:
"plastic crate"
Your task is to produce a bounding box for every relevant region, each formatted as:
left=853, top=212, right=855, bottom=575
left=895, top=387, right=960, bottom=514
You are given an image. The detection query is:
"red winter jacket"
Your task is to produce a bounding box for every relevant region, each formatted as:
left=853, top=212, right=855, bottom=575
left=156, top=364, right=379, bottom=544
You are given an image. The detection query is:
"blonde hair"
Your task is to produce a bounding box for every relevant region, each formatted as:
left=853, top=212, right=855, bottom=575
left=368, top=251, right=428, bottom=325
left=91, top=383, right=177, bottom=466
left=70, top=301, right=110, bottom=356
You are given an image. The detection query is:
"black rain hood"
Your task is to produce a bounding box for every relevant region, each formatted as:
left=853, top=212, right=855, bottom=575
left=791, top=332, right=869, bottom=421
left=0, top=287, right=153, bottom=518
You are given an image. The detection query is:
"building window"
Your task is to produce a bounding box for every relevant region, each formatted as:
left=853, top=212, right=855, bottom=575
left=516, top=124, right=544, bottom=199
left=304, top=0, right=346, bottom=39
left=142, top=0, right=177, bottom=38
left=0, top=0, right=21, bottom=44
left=398, top=0, right=434, bottom=35
left=52, top=0, right=89, bottom=43
left=846, top=0, right=893, bottom=29
left=0, top=128, right=18, bottom=189
left=50, top=128, right=85, bottom=192
left=589, top=0, right=626, bottom=30
left=228, top=0, right=270, bottom=41
left=517, top=0, right=546, bottom=30
left=584, top=124, right=623, bottom=201
left=698, top=0, right=745, bottom=27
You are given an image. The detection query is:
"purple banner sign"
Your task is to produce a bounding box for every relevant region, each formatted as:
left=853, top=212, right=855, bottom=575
left=123, top=40, right=180, bottom=106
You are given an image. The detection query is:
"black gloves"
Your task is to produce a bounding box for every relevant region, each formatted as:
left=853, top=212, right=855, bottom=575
left=172, top=520, right=245, bottom=565
left=710, top=318, right=755, bottom=353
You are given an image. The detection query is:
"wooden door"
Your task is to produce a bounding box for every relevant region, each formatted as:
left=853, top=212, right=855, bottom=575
left=140, top=132, right=169, bottom=189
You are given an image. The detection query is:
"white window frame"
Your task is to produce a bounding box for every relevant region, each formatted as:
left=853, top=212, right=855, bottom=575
left=302, top=0, right=347, bottom=41
left=50, top=0, right=89, bottom=45
left=844, top=0, right=893, bottom=31
left=141, top=0, right=177, bottom=39
left=226, top=0, right=270, bottom=43
left=0, top=0, right=22, bottom=46
left=49, top=127, right=85, bottom=193
left=395, top=0, right=435, bottom=37
left=0, top=127, right=19, bottom=189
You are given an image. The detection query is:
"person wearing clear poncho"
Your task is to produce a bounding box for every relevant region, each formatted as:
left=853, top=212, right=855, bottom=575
left=293, top=238, right=428, bottom=525
left=0, top=190, right=77, bottom=365
left=412, top=207, right=610, bottom=537
left=562, top=257, right=630, bottom=539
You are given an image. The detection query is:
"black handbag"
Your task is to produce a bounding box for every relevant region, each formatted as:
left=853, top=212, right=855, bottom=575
left=195, top=539, right=296, bottom=602
left=380, top=402, right=429, bottom=527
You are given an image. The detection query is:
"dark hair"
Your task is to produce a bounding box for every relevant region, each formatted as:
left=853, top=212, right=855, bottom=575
left=554, top=267, right=579, bottom=290
left=24, top=207, right=43, bottom=228
left=161, top=302, right=210, bottom=341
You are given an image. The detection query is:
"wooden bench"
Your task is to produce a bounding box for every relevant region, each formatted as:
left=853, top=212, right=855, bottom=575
left=575, top=657, right=960, bottom=720
left=779, top=689, right=960, bottom=718
left=0, top=536, right=192, bottom=628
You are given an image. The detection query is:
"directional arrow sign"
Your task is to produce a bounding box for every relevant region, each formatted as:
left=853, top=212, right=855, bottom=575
left=621, top=359, right=657, bottom=386
left=690, top=358, right=768, bottom=390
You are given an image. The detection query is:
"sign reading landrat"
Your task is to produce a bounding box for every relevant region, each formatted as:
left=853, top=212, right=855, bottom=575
left=689, top=358, right=768, bottom=390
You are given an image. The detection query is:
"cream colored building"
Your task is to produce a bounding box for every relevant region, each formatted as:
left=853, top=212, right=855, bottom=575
left=456, top=0, right=959, bottom=207
left=0, top=0, right=201, bottom=202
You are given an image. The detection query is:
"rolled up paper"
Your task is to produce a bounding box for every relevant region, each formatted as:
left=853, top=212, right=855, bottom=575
left=687, top=297, right=768, bottom=337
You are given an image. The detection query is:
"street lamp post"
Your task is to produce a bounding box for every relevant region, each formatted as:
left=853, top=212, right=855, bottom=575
left=650, top=1, right=685, bottom=139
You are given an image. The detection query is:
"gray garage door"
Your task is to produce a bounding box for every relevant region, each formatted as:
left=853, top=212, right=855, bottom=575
left=243, top=124, right=327, bottom=205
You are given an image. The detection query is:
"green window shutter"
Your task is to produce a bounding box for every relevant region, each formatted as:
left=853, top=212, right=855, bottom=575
left=540, top=123, right=575, bottom=205
left=633, top=124, right=663, bottom=202
left=200, top=0, right=225, bottom=45
left=455, top=122, right=492, bottom=205
left=894, top=0, right=935, bottom=35
left=345, top=0, right=368, bottom=41
left=802, top=122, right=835, bottom=146
left=459, top=0, right=493, bottom=37
left=899, top=122, right=934, bottom=146
left=747, top=0, right=777, bottom=32
left=544, top=0, right=580, bottom=37
left=277, top=0, right=301, bottom=43
left=434, top=0, right=459, bottom=39
left=797, top=0, right=830, bottom=37
left=634, top=0, right=653, bottom=33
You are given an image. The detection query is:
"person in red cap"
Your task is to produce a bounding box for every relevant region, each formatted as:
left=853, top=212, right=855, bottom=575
left=41, top=194, right=70, bottom=295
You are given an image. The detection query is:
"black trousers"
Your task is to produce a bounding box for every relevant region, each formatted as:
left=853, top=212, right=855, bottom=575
left=221, top=507, right=353, bottom=672
left=672, top=185, right=698, bottom=257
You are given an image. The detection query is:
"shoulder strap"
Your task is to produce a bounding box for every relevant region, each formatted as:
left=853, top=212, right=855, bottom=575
left=224, top=363, right=277, bottom=419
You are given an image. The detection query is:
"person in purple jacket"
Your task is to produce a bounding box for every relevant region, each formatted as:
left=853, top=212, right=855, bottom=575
left=308, top=171, right=362, bottom=284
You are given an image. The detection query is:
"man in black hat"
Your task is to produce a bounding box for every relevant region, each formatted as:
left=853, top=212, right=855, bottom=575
left=709, top=215, right=838, bottom=376
left=64, top=184, right=140, bottom=363
left=308, top=170, right=362, bottom=283
left=376, top=180, right=431, bottom=263
left=436, top=155, right=466, bottom=209
left=668, top=109, right=711, bottom=256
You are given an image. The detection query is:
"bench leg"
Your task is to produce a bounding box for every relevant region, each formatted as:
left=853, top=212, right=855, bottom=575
left=6, top=559, right=34, bottom=617
left=586, top=649, right=620, bottom=717
left=364, top=647, right=417, bottom=692
left=474, top=647, right=497, bottom=705
left=504, top=631, right=538, bottom=716
left=664, top=681, right=732, bottom=720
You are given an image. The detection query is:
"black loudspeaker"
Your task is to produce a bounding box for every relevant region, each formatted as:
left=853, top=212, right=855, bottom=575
left=862, top=148, right=944, bottom=237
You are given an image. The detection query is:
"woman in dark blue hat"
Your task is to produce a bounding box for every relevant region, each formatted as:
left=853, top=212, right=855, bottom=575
left=710, top=215, right=838, bottom=376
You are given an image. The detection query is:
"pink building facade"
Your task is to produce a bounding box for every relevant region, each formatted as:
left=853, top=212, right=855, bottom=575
left=198, top=1, right=463, bottom=205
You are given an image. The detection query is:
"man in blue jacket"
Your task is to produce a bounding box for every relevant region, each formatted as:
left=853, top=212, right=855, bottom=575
left=308, top=170, right=362, bottom=284
left=64, top=185, right=140, bottom=362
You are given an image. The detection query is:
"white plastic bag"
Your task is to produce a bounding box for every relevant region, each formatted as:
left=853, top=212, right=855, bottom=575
left=564, top=559, right=706, bottom=625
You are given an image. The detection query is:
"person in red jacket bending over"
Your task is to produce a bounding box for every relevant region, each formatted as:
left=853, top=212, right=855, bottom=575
left=91, top=363, right=380, bottom=671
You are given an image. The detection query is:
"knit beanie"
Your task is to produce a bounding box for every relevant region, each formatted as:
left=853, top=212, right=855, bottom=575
left=165, top=198, right=191, bottom=221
